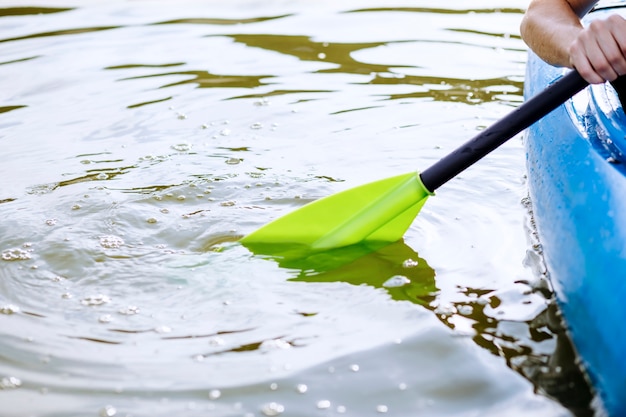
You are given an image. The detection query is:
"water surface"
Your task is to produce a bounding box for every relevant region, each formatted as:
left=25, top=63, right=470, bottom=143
left=0, top=1, right=594, bottom=416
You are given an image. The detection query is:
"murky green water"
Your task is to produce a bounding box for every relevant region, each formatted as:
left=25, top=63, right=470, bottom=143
left=0, top=1, right=594, bottom=416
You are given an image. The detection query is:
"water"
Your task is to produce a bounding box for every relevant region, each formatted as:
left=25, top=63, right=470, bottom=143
left=0, top=1, right=595, bottom=416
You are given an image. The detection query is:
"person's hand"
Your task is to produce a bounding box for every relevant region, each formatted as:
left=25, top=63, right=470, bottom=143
left=568, top=14, right=626, bottom=83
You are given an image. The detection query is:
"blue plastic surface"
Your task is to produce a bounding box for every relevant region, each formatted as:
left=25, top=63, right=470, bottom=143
left=524, top=49, right=626, bottom=416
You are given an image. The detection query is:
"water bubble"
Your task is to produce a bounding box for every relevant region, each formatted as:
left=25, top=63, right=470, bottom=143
left=171, top=143, right=191, bottom=152
left=476, top=297, right=489, bottom=306
left=402, top=258, right=419, bottom=268
left=81, top=294, right=111, bottom=306
left=61, top=292, right=73, bottom=299
left=260, top=338, right=291, bottom=351
left=337, top=405, right=347, bottom=413
left=260, top=402, right=284, bottom=416
left=208, top=389, right=221, bottom=400
left=208, top=336, right=224, bottom=346
left=382, top=275, right=410, bottom=288
left=220, top=201, right=236, bottom=207
left=177, top=195, right=186, bottom=201
left=99, top=405, right=116, bottom=417
left=0, top=376, right=22, bottom=390
left=1, top=248, right=31, bottom=261
left=250, top=122, right=263, bottom=130
left=219, top=128, right=231, bottom=136
left=45, top=218, right=57, bottom=226
left=146, top=217, right=158, bottom=224
left=118, top=306, right=139, bottom=315
left=96, top=173, right=108, bottom=180
left=318, top=52, right=326, bottom=59
left=225, top=157, right=241, bottom=165
left=376, top=405, right=389, bottom=413
left=398, top=382, right=407, bottom=391
left=317, top=400, right=331, bottom=409
left=160, top=208, right=170, bottom=214
left=254, top=98, right=270, bottom=106
left=434, top=303, right=456, bottom=317
left=99, top=314, right=112, bottom=323
left=295, top=384, right=308, bottom=394
left=99, top=235, right=124, bottom=249
left=176, top=113, right=187, bottom=120
left=0, top=305, right=19, bottom=314
left=458, top=305, right=474, bottom=316
left=72, top=204, right=81, bottom=210
left=349, top=364, right=360, bottom=372
left=154, top=325, right=172, bottom=334
left=269, top=382, right=278, bottom=390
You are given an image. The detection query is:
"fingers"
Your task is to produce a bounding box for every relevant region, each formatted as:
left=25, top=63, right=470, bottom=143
left=569, top=15, right=626, bottom=84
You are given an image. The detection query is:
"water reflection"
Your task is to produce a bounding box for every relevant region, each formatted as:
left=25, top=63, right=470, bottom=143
left=0, top=7, right=73, bottom=17
left=248, top=239, right=593, bottom=416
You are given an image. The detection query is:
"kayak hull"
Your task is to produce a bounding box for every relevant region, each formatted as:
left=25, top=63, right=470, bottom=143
left=524, top=44, right=626, bottom=417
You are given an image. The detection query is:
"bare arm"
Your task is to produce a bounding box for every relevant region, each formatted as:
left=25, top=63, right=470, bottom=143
left=521, top=0, right=626, bottom=83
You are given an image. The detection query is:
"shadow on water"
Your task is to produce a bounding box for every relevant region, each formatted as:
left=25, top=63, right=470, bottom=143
left=245, top=239, right=594, bottom=416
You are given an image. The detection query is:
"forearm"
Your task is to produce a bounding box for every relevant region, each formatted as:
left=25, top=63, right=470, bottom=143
left=520, top=0, right=595, bottom=67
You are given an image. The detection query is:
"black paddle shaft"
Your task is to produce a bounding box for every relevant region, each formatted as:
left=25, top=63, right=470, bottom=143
left=419, top=70, right=589, bottom=193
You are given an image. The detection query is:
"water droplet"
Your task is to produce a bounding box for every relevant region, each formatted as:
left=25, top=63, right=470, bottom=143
left=349, top=364, right=359, bottom=372
left=99, top=235, right=124, bottom=249
left=176, top=195, right=186, bottom=201
left=376, top=405, right=388, bottom=413
left=317, top=400, right=331, bottom=409
left=45, top=218, right=57, bottom=226
left=72, top=204, right=81, bottom=210
left=0, top=376, right=22, bottom=390
left=1, top=248, right=31, bottom=261
left=382, top=275, right=410, bottom=288
left=219, top=128, right=231, bottom=136
left=225, top=157, right=241, bottom=165
left=295, top=384, right=308, bottom=394
left=61, top=292, right=73, bottom=299
left=318, top=52, right=326, bottom=59
left=208, top=389, right=221, bottom=400
left=269, top=382, right=278, bottom=390
left=177, top=113, right=187, bottom=120
left=99, top=405, right=117, bottom=417
left=250, top=122, right=263, bottom=130
left=0, top=305, right=19, bottom=315
left=146, top=217, right=158, bottom=224
left=160, top=208, right=170, bottom=214
left=220, top=201, right=236, bottom=207
left=261, top=402, right=284, bottom=416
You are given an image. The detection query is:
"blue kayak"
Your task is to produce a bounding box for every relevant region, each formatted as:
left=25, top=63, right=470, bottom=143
left=524, top=7, right=626, bottom=417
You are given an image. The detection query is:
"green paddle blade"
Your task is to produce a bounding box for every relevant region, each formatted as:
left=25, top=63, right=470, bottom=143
left=240, top=171, right=433, bottom=250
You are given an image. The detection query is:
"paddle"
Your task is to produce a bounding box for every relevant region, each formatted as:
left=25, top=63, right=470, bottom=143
left=241, top=70, right=588, bottom=252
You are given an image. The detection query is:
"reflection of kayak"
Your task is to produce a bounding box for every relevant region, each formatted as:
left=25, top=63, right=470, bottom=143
left=523, top=7, right=626, bottom=416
